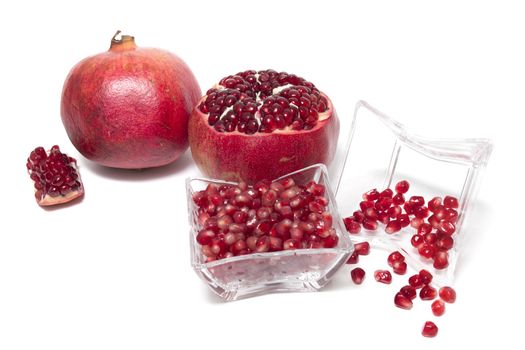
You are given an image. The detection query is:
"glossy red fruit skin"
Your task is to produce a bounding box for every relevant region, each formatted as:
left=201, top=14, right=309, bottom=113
left=61, top=33, right=201, bottom=169
left=188, top=94, right=339, bottom=185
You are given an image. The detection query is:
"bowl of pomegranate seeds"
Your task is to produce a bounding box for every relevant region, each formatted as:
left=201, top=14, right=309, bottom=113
left=186, top=163, right=354, bottom=301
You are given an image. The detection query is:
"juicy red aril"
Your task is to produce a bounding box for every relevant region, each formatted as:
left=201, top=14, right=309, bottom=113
left=428, top=214, right=440, bottom=228
left=374, top=270, right=392, bottom=284
left=27, top=145, right=84, bottom=206
left=385, top=220, right=401, bottom=234
left=394, top=292, right=413, bottom=310
left=375, top=197, right=393, bottom=211
left=408, top=274, right=424, bottom=289
left=411, top=234, right=424, bottom=247
left=364, top=207, right=378, bottom=220
left=362, top=219, right=378, bottom=230
left=346, top=251, right=359, bottom=264
left=201, top=70, right=329, bottom=133
left=443, top=195, right=459, bottom=209
left=392, top=193, right=405, bottom=205
left=418, top=244, right=435, bottom=259
left=377, top=212, right=390, bottom=224
left=439, top=286, right=457, bottom=303
left=436, top=235, right=454, bottom=250
left=433, top=250, right=449, bottom=270
left=417, top=223, right=433, bottom=235
left=444, top=208, right=459, bottom=223
left=343, top=217, right=361, bottom=234
left=408, top=196, right=425, bottom=207
left=414, top=206, right=429, bottom=219
left=350, top=267, right=365, bottom=284
left=438, top=220, right=456, bottom=236
left=419, top=269, right=433, bottom=285
left=363, top=188, right=380, bottom=201
left=410, top=217, right=424, bottom=229
left=196, top=229, right=216, bottom=245
left=420, top=285, right=437, bottom=300
left=422, top=321, right=438, bottom=337
left=387, top=206, right=402, bottom=219
left=424, top=232, right=437, bottom=245
left=359, top=200, right=374, bottom=211
left=392, top=260, right=407, bottom=275
left=354, top=241, right=370, bottom=255
left=395, top=180, right=410, bottom=194
left=379, top=188, right=394, bottom=198
left=431, top=300, right=445, bottom=316
left=428, top=197, right=442, bottom=212
left=388, top=251, right=405, bottom=267
left=353, top=210, right=365, bottom=223
left=398, top=214, right=410, bottom=227
left=400, top=285, right=417, bottom=299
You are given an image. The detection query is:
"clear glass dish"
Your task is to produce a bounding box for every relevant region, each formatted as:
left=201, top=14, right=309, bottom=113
left=333, top=101, right=493, bottom=285
left=186, top=163, right=354, bottom=301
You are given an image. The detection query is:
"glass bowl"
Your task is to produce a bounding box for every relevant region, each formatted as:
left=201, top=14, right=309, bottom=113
left=186, top=164, right=354, bottom=301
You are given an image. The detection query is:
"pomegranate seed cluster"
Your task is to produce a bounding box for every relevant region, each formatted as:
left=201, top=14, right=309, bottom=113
left=26, top=145, right=82, bottom=201
left=198, top=69, right=329, bottom=134
left=192, top=177, right=339, bottom=262
left=343, top=180, right=459, bottom=270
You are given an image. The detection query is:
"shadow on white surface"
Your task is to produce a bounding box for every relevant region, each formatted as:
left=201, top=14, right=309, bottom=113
left=82, top=150, right=196, bottom=181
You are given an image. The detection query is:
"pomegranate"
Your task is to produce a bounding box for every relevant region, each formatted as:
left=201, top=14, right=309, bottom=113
left=350, top=267, right=366, bottom=284
left=61, top=31, right=201, bottom=169
left=422, top=321, right=438, bottom=337
left=188, top=69, right=339, bottom=184
left=26, top=146, right=84, bottom=206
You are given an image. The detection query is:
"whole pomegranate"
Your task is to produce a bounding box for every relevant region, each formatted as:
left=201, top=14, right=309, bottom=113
left=61, top=31, right=201, bottom=169
left=188, top=70, right=339, bottom=184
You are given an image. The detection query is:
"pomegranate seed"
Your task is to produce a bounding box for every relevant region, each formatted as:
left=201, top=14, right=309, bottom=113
left=400, top=285, right=417, bottom=300
left=418, top=244, right=435, bottom=259
left=363, top=188, right=380, bottom=201
left=410, top=217, right=424, bottom=229
left=398, top=214, right=410, bottom=227
left=385, top=220, right=401, bottom=234
left=438, top=220, right=456, bottom=236
left=431, top=299, right=446, bottom=316
left=408, top=196, right=425, bottom=207
left=375, top=197, right=393, bottom=211
left=444, top=208, right=459, bottom=223
left=255, top=236, right=270, bottom=252
left=353, top=210, right=365, bottom=223
left=379, top=188, right=394, bottom=198
left=387, top=251, right=405, bottom=267
left=424, top=232, right=438, bottom=245
left=428, top=197, right=442, bottom=212
left=428, top=214, right=440, bottom=228
left=403, top=202, right=414, bottom=215
left=394, top=292, right=413, bottom=310
left=392, top=193, right=405, bottom=205
left=362, top=219, right=378, bottom=230
left=422, top=321, right=438, bottom=337
left=364, top=207, right=378, bottom=220
left=354, top=241, right=370, bottom=255
left=196, top=229, right=216, bottom=245
left=374, top=270, right=392, bottom=284
left=408, top=274, right=424, bottom=289
left=443, top=195, right=459, bottom=209
left=436, top=235, right=454, bottom=250
left=419, top=269, right=433, bottom=285
left=323, top=234, right=338, bottom=248
left=360, top=200, right=374, bottom=211
left=283, top=238, right=301, bottom=250
left=439, top=286, right=457, bottom=303
left=387, top=205, right=402, bottom=218
left=417, top=223, right=433, bottom=235
left=433, top=250, right=449, bottom=270
left=350, top=267, right=366, bottom=284
left=411, top=234, right=424, bottom=247
left=344, top=218, right=361, bottom=234
left=346, top=251, right=359, bottom=264
left=414, top=206, right=430, bottom=219
left=392, top=260, right=407, bottom=275
left=395, top=180, right=410, bottom=194
left=420, top=285, right=437, bottom=300
left=377, top=212, right=390, bottom=224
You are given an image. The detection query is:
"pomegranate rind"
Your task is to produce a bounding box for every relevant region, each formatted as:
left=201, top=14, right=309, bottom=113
left=188, top=92, right=339, bottom=184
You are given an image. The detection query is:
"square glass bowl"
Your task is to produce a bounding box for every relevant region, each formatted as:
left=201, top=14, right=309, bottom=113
left=186, top=164, right=354, bottom=301
left=332, top=101, right=493, bottom=285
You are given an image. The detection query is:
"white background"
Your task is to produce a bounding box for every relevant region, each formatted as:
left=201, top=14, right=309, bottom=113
left=0, top=0, right=521, bottom=349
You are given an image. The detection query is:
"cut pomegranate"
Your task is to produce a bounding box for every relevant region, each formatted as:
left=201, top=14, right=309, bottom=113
left=395, top=180, right=410, bottom=194
left=443, top=195, right=459, bottom=209
left=422, top=321, right=438, bottom=337
left=374, top=270, right=392, bottom=284
left=400, top=285, right=417, bottom=300
left=350, top=267, right=366, bottom=284
left=189, top=69, right=339, bottom=184
left=26, top=146, right=84, bottom=206
left=439, top=286, right=457, bottom=303
left=394, top=292, right=413, bottom=310
left=420, top=285, right=437, bottom=300
left=387, top=251, right=405, bottom=267
left=431, top=299, right=446, bottom=316
left=354, top=241, right=370, bottom=255
left=392, top=260, right=407, bottom=275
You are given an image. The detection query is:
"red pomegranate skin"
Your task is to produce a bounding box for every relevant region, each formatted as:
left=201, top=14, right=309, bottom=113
left=61, top=34, right=201, bottom=169
left=188, top=96, right=339, bottom=184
